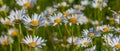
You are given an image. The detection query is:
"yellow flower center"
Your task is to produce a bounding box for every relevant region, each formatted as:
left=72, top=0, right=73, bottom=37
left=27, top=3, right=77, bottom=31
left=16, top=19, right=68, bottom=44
left=11, top=31, right=17, bottom=36
left=54, top=18, right=61, bottom=23
left=14, top=19, right=21, bottom=23
left=84, top=41, right=88, bottom=46
left=64, top=12, right=69, bottom=17
left=29, top=42, right=37, bottom=47
left=96, top=5, right=100, bottom=9
left=30, top=20, right=39, bottom=26
left=5, top=21, right=12, bottom=25
left=48, top=10, right=52, bottom=15
left=24, top=2, right=31, bottom=7
left=115, top=44, right=120, bottom=49
left=109, top=18, right=115, bottom=25
left=77, top=5, right=81, bottom=10
left=89, top=32, right=95, bottom=37
left=111, top=21, right=115, bottom=25
left=103, top=27, right=110, bottom=31
left=69, top=17, right=77, bottom=23
left=3, top=40, right=8, bottom=45
left=98, top=0, right=103, bottom=3
left=118, top=10, right=120, bottom=14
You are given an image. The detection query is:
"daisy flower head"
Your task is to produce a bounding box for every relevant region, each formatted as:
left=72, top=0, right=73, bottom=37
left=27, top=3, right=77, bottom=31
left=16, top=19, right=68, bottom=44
left=0, top=35, right=14, bottom=45
left=67, top=37, right=81, bottom=47
left=80, top=0, right=89, bottom=6
left=0, top=4, right=9, bottom=12
left=49, top=12, right=64, bottom=26
left=42, top=18, right=50, bottom=27
left=103, top=34, right=120, bottom=50
left=63, top=8, right=75, bottom=17
left=90, top=20, right=99, bottom=25
left=8, top=28, right=18, bottom=36
left=22, top=35, right=46, bottom=48
left=73, top=4, right=85, bottom=11
left=66, top=0, right=74, bottom=3
left=77, top=14, right=88, bottom=25
left=23, top=13, right=44, bottom=29
left=114, top=28, right=120, bottom=33
left=103, top=33, right=114, bottom=43
left=82, top=28, right=101, bottom=38
left=67, top=14, right=88, bottom=26
left=16, top=0, right=37, bottom=8
left=80, top=37, right=92, bottom=47
left=0, top=17, right=13, bottom=26
left=85, top=45, right=96, bottom=51
left=44, top=7, right=57, bottom=15
left=91, top=0, right=108, bottom=10
left=111, top=10, right=120, bottom=24
left=67, top=14, right=81, bottom=26
left=54, top=2, right=69, bottom=8
left=106, top=16, right=115, bottom=25
left=8, top=9, right=26, bottom=24
left=96, top=25, right=114, bottom=32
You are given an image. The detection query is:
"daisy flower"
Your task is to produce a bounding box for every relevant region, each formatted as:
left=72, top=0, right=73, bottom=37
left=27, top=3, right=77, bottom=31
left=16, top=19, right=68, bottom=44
left=8, top=28, right=18, bottom=36
left=96, top=25, right=114, bottom=32
left=67, top=14, right=88, bottom=26
left=91, top=0, right=108, bottom=10
left=66, top=0, right=74, bottom=3
left=106, top=16, right=115, bottom=25
left=77, top=14, right=88, bottom=25
left=0, top=35, right=14, bottom=45
left=80, top=37, right=92, bottom=47
left=22, top=35, right=46, bottom=48
left=85, top=45, right=96, bottom=51
left=49, top=12, right=64, bottom=26
left=54, top=2, right=69, bottom=8
left=0, top=17, right=13, bottom=26
left=103, top=34, right=120, bottom=50
left=43, top=7, right=57, bottom=15
left=82, top=28, right=101, bottom=38
left=63, top=8, right=75, bottom=17
left=16, top=0, right=37, bottom=7
left=67, top=14, right=79, bottom=26
left=111, top=10, right=120, bottom=24
left=67, top=37, right=81, bottom=47
left=0, top=4, right=9, bottom=12
left=114, top=28, right=120, bottom=33
left=90, top=20, right=99, bottom=25
left=8, top=9, right=26, bottom=24
left=80, top=0, right=89, bottom=6
left=73, top=5, right=85, bottom=10
left=22, top=13, right=44, bottom=29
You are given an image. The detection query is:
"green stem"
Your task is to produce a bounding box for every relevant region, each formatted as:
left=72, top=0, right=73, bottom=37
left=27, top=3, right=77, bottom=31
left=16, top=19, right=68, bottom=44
left=10, top=44, right=12, bottom=51
left=65, top=24, right=70, bottom=36
left=31, top=48, right=35, bottom=51
left=18, top=24, right=22, bottom=51
left=57, top=25, right=62, bottom=38
left=32, top=29, right=36, bottom=37
left=77, top=25, right=80, bottom=36
left=4, top=46, right=7, bottom=51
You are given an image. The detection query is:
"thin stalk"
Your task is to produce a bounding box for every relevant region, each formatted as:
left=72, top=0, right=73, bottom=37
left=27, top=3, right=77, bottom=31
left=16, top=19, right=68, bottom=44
left=18, top=24, right=22, bottom=51
left=32, top=29, right=36, bottom=37
left=10, top=44, right=12, bottom=51
left=4, top=46, right=7, bottom=51
left=65, top=24, right=71, bottom=36
left=57, top=25, right=62, bottom=38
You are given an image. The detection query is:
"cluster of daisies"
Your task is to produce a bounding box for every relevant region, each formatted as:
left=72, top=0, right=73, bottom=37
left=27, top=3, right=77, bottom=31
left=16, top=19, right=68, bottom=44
left=0, top=0, right=120, bottom=51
